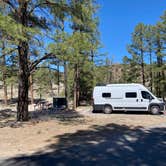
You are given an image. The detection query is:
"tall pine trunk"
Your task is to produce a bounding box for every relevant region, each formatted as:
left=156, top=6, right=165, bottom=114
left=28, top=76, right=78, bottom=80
left=161, top=67, right=165, bottom=99
left=149, top=48, right=153, bottom=92
left=141, top=49, right=145, bottom=85
left=64, top=61, right=68, bottom=108
left=29, top=74, right=34, bottom=105
left=2, top=58, right=8, bottom=105
left=17, top=2, right=29, bottom=121
left=156, top=56, right=162, bottom=97
left=73, top=64, right=78, bottom=110
left=156, top=36, right=162, bottom=97
left=11, top=83, right=13, bottom=100
left=76, top=65, right=80, bottom=107
left=57, top=61, right=60, bottom=96
left=2, top=41, right=8, bottom=105
left=2, top=72, right=8, bottom=105
left=17, top=42, right=29, bottom=121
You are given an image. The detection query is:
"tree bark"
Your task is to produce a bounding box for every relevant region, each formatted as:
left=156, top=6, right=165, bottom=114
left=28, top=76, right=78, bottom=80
left=17, top=1, right=29, bottom=121
left=17, top=42, right=29, bottom=121
left=76, top=79, right=80, bottom=107
left=161, top=67, right=165, bottom=99
left=2, top=74, right=8, bottom=105
left=1, top=40, right=8, bottom=105
left=57, top=61, right=60, bottom=96
left=48, top=69, right=54, bottom=97
left=2, top=57, right=8, bottom=106
left=149, top=48, right=153, bottom=92
left=73, top=64, right=78, bottom=110
left=29, top=74, right=34, bottom=105
left=141, top=49, right=145, bottom=85
left=156, top=36, right=162, bottom=97
left=64, top=61, right=68, bottom=108
left=11, top=83, right=13, bottom=100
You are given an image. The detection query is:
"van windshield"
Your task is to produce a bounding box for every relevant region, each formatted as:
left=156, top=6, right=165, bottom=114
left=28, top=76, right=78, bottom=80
left=141, top=91, right=154, bottom=100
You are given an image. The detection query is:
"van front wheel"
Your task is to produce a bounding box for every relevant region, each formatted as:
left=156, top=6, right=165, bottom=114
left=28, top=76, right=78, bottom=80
left=150, top=105, right=160, bottom=115
left=104, top=105, right=112, bottom=114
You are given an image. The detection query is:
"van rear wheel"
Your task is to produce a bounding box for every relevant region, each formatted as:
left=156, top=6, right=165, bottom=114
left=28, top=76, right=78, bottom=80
left=150, top=105, right=160, bottom=115
left=104, top=105, right=112, bottom=114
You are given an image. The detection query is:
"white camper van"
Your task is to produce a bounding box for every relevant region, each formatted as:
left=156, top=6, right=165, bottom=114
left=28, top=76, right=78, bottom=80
left=93, top=84, right=165, bottom=114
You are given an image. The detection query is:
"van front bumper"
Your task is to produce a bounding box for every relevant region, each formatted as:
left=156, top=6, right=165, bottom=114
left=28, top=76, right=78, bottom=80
left=160, top=103, right=166, bottom=111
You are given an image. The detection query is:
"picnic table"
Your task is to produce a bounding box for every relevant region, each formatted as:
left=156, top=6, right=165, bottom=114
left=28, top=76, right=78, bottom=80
left=34, top=100, right=52, bottom=111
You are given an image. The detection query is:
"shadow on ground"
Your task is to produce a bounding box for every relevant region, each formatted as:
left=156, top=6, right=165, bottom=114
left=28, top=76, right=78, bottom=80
left=1, top=123, right=166, bottom=166
left=0, top=108, right=84, bottom=128
left=0, top=109, right=18, bottom=128
left=0, top=109, right=15, bottom=121
left=0, top=98, right=18, bottom=105
left=0, top=98, right=46, bottom=105
left=29, top=109, right=84, bottom=125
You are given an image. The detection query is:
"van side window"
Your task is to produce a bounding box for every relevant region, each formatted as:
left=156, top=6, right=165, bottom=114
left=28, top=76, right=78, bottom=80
left=102, top=93, right=111, bottom=98
left=125, top=92, right=137, bottom=98
left=141, top=91, right=154, bottom=100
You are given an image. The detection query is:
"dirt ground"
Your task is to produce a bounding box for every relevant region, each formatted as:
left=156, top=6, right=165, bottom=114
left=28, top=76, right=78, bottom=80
left=0, top=106, right=166, bottom=161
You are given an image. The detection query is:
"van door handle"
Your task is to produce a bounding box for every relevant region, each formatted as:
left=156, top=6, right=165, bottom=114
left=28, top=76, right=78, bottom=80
left=136, top=99, right=138, bottom=102
left=141, top=99, right=143, bottom=102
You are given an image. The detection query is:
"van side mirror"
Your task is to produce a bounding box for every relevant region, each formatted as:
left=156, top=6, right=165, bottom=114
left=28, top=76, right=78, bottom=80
left=149, top=96, right=153, bottom=101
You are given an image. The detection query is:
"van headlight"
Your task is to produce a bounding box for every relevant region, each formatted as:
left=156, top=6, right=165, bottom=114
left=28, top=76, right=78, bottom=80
left=158, top=98, right=164, bottom=102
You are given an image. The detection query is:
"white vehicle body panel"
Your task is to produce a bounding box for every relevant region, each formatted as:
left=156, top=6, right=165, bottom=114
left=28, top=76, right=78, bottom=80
left=93, top=84, right=165, bottom=112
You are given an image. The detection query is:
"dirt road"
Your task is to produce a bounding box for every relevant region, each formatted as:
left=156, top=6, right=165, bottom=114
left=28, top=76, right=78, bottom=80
left=0, top=107, right=166, bottom=166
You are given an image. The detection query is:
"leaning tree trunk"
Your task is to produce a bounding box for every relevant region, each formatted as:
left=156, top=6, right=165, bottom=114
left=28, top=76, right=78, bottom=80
left=17, top=1, right=29, bottom=121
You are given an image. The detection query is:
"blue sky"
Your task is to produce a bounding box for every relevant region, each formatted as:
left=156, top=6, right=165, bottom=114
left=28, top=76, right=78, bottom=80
left=98, top=0, right=166, bottom=63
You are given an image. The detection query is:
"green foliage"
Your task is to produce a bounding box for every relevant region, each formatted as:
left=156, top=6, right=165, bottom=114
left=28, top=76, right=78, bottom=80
left=123, top=11, right=166, bottom=98
left=33, top=66, right=57, bottom=97
left=94, top=57, right=112, bottom=85
left=0, top=13, right=38, bottom=43
left=48, top=0, right=100, bottom=103
left=121, top=55, right=140, bottom=83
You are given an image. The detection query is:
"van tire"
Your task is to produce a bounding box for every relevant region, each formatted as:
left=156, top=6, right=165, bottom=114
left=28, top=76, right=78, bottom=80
left=150, top=105, right=160, bottom=115
left=103, top=105, right=112, bottom=114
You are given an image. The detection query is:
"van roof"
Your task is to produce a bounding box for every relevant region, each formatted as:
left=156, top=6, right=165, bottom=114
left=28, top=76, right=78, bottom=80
left=94, top=84, right=147, bottom=90
left=106, top=83, right=143, bottom=87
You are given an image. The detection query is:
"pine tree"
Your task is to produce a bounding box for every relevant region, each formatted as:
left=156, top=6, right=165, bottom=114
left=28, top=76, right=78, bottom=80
left=69, top=0, right=99, bottom=109
left=0, top=0, right=80, bottom=121
left=128, top=23, right=146, bottom=85
left=153, top=22, right=165, bottom=98
left=122, top=55, right=140, bottom=83
left=144, top=25, right=155, bottom=91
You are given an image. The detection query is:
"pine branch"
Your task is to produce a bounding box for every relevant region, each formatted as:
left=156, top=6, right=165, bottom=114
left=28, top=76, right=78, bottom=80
left=36, top=66, right=58, bottom=71
left=0, top=48, right=17, bottom=58
left=29, top=2, right=48, bottom=14
left=29, top=0, right=70, bottom=14
left=29, top=53, right=56, bottom=73
left=1, top=0, right=17, bottom=13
